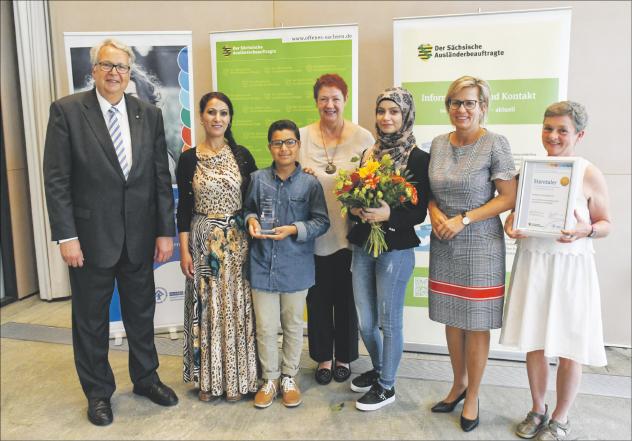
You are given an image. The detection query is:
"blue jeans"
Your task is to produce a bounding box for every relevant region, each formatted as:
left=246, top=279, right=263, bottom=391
left=351, top=244, right=415, bottom=389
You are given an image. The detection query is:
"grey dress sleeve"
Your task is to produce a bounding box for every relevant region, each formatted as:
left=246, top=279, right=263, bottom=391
left=490, top=133, right=517, bottom=181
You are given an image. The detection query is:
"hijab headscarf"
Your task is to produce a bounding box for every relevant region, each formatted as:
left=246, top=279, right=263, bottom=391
left=370, top=87, right=417, bottom=170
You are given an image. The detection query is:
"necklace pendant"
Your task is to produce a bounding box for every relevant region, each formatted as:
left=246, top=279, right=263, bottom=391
left=325, top=162, right=337, bottom=174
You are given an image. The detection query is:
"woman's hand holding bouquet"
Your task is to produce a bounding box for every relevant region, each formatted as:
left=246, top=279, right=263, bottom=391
left=335, top=153, right=418, bottom=257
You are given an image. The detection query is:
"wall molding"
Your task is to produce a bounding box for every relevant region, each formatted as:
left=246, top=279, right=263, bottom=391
left=13, top=0, right=70, bottom=300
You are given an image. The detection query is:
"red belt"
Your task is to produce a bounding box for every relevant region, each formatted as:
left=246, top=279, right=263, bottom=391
left=429, top=279, right=504, bottom=301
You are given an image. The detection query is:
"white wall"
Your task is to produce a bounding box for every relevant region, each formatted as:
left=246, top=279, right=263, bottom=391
left=44, top=0, right=631, bottom=346
left=276, top=0, right=632, bottom=348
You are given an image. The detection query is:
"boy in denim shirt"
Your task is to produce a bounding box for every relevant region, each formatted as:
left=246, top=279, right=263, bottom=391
left=244, top=120, right=329, bottom=408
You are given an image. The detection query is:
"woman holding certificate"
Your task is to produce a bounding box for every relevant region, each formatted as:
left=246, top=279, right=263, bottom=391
left=427, top=76, right=517, bottom=432
left=501, top=101, right=611, bottom=441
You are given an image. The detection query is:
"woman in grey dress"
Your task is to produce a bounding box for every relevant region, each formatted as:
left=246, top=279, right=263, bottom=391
left=427, top=76, right=517, bottom=431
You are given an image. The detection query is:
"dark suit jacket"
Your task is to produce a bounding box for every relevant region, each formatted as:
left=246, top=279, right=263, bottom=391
left=43, top=89, right=175, bottom=268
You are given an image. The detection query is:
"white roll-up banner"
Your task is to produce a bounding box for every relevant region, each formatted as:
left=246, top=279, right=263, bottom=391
left=393, top=8, right=571, bottom=358
left=64, top=31, right=195, bottom=340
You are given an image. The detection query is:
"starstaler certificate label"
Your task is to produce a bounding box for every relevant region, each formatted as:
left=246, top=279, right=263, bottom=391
left=514, top=158, right=579, bottom=237
left=522, top=162, right=572, bottom=230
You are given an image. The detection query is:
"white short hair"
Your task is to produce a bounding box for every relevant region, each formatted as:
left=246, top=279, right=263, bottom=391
left=89, top=38, right=135, bottom=66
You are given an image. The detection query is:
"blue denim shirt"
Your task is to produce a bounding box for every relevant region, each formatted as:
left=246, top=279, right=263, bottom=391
left=244, top=162, right=330, bottom=293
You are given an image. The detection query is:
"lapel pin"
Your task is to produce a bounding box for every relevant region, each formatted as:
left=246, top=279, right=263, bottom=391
left=135, top=114, right=140, bottom=119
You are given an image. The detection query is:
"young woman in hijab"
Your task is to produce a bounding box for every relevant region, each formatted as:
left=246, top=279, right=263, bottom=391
left=347, top=87, right=431, bottom=411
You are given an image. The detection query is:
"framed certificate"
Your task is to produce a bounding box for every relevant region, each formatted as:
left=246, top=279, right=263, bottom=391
left=513, top=157, right=582, bottom=237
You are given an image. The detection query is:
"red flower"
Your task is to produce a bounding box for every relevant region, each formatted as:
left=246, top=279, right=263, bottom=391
left=350, top=172, right=360, bottom=183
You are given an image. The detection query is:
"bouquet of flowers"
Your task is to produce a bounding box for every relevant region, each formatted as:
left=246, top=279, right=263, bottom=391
left=335, top=153, right=418, bottom=257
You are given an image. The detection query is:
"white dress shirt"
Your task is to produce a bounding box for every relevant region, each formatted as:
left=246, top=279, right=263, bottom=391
left=95, top=89, right=133, bottom=172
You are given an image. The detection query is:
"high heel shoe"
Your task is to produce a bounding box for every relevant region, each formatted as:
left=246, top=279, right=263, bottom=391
left=431, top=388, right=467, bottom=413
left=460, top=399, right=479, bottom=432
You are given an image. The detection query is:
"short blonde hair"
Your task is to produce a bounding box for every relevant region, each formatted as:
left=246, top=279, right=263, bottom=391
left=444, top=75, right=491, bottom=124
left=544, top=101, right=588, bottom=132
left=89, top=38, right=135, bottom=66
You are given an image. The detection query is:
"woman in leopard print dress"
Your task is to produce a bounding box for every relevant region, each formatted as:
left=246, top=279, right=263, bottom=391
left=176, top=92, right=258, bottom=401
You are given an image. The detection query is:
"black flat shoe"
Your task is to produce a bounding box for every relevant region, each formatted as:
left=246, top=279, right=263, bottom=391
left=431, top=388, right=467, bottom=413
left=460, top=399, right=479, bottom=432
left=333, top=364, right=351, bottom=382
left=87, top=398, right=113, bottom=426
left=133, top=380, right=179, bottom=406
left=315, top=367, right=333, bottom=385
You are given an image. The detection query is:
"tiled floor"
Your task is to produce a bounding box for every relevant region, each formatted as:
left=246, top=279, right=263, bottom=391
left=1, top=295, right=630, bottom=440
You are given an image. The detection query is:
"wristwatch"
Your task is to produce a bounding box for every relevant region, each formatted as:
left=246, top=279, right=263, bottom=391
left=461, top=211, right=471, bottom=226
left=588, top=225, right=597, bottom=238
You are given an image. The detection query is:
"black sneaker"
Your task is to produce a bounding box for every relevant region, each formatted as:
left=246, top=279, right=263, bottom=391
left=355, top=383, right=395, bottom=411
left=350, top=369, right=380, bottom=393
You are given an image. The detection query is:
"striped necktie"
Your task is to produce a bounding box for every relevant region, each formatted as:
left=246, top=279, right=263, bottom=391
left=107, top=106, right=130, bottom=179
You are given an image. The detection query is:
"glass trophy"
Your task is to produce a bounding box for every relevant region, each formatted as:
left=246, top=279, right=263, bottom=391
left=259, top=197, right=277, bottom=235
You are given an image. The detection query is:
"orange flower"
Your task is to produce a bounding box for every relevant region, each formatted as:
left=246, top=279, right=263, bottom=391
left=411, top=187, right=418, bottom=205
left=391, top=175, right=405, bottom=184
left=364, top=176, right=380, bottom=189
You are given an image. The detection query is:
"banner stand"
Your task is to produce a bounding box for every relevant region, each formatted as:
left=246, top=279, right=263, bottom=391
left=210, top=24, right=359, bottom=166
left=393, top=8, right=571, bottom=359
left=63, top=32, right=195, bottom=339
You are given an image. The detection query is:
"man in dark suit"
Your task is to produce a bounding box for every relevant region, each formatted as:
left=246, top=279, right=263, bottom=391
left=43, top=38, right=178, bottom=426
